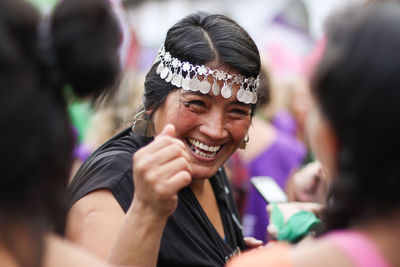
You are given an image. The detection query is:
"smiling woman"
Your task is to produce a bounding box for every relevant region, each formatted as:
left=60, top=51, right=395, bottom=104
left=154, top=86, right=252, bottom=181
left=66, top=12, right=261, bottom=267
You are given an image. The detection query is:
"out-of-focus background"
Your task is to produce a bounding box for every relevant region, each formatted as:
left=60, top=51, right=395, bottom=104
left=113, top=0, right=364, bottom=244
left=83, top=0, right=364, bottom=148
left=29, top=0, right=364, bottom=152
left=124, top=0, right=361, bottom=76
left=30, top=0, right=364, bottom=242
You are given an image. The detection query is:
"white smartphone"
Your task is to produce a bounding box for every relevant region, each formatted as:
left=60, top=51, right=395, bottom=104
left=250, top=176, right=288, bottom=203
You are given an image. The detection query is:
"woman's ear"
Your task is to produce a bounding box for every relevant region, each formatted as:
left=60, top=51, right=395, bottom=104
left=131, top=108, right=155, bottom=137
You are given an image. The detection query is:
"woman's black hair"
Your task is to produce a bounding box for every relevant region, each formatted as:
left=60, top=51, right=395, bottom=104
left=311, top=2, right=400, bottom=230
left=142, top=12, right=261, bottom=119
left=0, top=0, right=120, bottom=266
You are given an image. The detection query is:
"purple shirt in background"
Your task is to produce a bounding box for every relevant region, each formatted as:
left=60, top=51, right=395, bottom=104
left=271, top=109, right=298, bottom=137
left=242, top=130, right=306, bottom=243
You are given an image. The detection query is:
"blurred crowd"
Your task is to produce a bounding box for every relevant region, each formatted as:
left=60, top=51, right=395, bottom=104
left=3, top=0, right=400, bottom=266
left=67, top=0, right=325, bottom=244
left=36, top=0, right=370, bottom=248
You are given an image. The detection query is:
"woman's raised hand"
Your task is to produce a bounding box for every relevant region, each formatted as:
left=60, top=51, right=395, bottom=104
left=132, top=124, right=192, bottom=219
left=292, top=161, right=329, bottom=204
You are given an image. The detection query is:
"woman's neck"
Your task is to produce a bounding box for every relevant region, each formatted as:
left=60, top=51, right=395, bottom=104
left=190, top=178, right=225, bottom=238
left=190, top=178, right=208, bottom=197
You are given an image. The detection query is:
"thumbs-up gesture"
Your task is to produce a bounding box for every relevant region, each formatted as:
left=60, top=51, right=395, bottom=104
left=132, top=124, right=192, bottom=218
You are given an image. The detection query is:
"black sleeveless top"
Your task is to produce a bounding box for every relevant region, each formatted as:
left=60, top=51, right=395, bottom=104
left=67, top=128, right=246, bottom=267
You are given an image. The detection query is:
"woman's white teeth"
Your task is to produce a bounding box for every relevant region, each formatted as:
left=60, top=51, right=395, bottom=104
left=188, top=138, right=221, bottom=154
left=194, top=148, right=215, bottom=158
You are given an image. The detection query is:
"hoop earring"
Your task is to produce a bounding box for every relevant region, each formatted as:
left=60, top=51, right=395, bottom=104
left=239, top=133, right=249, bottom=150
left=131, top=110, right=155, bottom=137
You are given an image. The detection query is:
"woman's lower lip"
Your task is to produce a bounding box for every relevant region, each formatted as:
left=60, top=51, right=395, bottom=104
left=187, top=144, right=219, bottom=162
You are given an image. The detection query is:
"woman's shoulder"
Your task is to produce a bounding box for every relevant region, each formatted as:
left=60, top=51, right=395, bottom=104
left=228, top=237, right=357, bottom=267
left=67, top=145, right=133, bottom=209
left=81, top=129, right=154, bottom=177
left=290, top=236, right=356, bottom=267
left=67, top=128, right=149, bottom=211
left=227, top=243, right=292, bottom=267
left=91, top=127, right=151, bottom=158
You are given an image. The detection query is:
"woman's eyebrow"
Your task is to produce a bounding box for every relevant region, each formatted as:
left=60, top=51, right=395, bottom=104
left=181, top=91, right=212, bottom=98
left=231, top=100, right=251, bottom=108
left=181, top=90, right=251, bottom=107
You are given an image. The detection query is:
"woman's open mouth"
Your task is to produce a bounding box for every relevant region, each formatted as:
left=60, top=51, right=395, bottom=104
left=187, top=137, right=222, bottom=159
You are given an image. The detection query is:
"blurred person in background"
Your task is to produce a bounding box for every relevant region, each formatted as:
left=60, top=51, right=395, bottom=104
left=66, top=0, right=140, bottom=179
left=85, top=71, right=145, bottom=151
left=229, top=2, right=400, bottom=266
left=0, top=0, right=121, bottom=266
left=270, top=77, right=312, bottom=145
left=69, top=71, right=145, bottom=180
left=0, top=0, right=187, bottom=266
left=228, top=66, right=306, bottom=244
left=66, top=12, right=263, bottom=267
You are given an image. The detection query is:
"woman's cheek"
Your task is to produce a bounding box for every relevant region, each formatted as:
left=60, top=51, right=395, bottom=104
left=230, top=119, right=251, bottom=145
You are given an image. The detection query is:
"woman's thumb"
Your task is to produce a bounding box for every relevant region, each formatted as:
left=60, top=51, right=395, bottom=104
left=158, top=123, right=175, bottom=137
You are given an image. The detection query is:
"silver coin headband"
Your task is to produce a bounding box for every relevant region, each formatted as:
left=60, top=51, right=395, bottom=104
left=154, top=45, right=259, bottom=104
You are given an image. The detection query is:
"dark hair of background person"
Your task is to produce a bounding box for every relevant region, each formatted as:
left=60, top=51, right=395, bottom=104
left=311, top=2, right=400, bottom=230
left=142, top=12, right=262, bottom=124
left=0, top=0, right=120, bottom=266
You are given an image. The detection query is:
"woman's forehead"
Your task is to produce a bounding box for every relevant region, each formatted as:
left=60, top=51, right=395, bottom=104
left=179, top=90, right=251, bottom=108
left=205, top=61, right=239, bottom=75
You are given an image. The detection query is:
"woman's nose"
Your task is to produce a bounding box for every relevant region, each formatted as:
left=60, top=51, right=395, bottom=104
left=199, top=110, right=228, bottom=140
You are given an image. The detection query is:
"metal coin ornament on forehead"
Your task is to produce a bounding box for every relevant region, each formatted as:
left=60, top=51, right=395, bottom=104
left=156, top=62, right=164, bottom=75
left=199, top=80, right=211, bottom=94
left=165, top=69, right=173, bottom=83
left=160, top=67, right=169, bottom=80
left=153, top=45, right=259, bottom=104
left=236, top=87, right=246, bottom=102
left=171, top=72, right=183, bottom=87
left=221, top=84, right=232, bottom=99
left=182, top=76, right=191, bottom=91
left=212, top=81, right=220, bottom=96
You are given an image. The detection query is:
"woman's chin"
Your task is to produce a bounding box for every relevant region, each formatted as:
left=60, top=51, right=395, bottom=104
left=190, top=165, right=220, bottom=180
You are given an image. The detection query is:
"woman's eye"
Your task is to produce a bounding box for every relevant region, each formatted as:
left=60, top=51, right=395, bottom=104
left=185, top=100, right=205, bottom=108
left=231, top=108, right=249, bottom=116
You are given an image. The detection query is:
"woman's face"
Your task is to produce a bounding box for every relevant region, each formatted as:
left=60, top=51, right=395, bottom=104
left=153, top=64, right=252, bottom=180
left=306, top=103, right=337, bottom=181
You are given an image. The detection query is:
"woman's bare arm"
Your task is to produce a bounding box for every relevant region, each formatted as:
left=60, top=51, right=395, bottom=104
left=66, top=124, right=191, bottom=267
